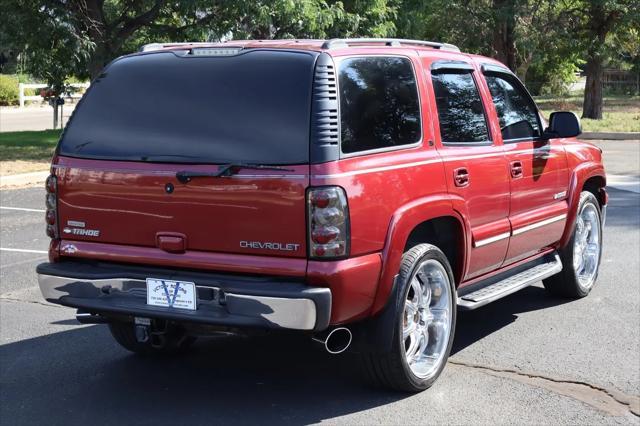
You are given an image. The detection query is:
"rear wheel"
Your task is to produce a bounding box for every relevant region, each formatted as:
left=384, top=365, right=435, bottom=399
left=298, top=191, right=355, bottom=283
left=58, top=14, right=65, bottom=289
left=543, top=191, right=603, bottom=298
left=109, top=319, right=195, bottom=355
left=361, top=244, right=456, bottom=392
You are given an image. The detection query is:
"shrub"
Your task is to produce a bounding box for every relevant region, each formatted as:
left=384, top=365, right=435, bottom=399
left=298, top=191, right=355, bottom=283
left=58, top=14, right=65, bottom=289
left=0, top=74, right=19, bottom=106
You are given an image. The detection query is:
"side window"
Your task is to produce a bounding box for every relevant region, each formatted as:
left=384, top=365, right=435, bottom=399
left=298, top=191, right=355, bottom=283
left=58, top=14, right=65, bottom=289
left=339, top=57, right=421, bottom=154
left=431, top=72, right=490, bottom=144
left=485, top=73, right=541, bottom=141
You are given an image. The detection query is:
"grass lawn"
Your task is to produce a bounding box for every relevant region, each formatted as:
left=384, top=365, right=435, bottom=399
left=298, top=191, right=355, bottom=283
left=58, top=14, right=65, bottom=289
left=0, top=129, right=61, bottom=175
left=535, top=94, right=640, bottom=133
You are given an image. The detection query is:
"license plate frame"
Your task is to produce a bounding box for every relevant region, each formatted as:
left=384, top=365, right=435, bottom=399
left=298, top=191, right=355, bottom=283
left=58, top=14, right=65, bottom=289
left=146, top=278, right=197, bottom=311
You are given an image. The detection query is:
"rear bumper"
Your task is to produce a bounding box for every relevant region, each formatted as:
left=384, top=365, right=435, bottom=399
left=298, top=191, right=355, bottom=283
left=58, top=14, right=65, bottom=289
left=36, top=261, right=331, bottom=332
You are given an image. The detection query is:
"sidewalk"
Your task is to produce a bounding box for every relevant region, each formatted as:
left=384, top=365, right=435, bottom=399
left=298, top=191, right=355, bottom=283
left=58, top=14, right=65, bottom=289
left=0, top=105, right=76, bottom=132
left=581, top=132, right=640, bottom=140
left=0, top=170, right=49, bottom=189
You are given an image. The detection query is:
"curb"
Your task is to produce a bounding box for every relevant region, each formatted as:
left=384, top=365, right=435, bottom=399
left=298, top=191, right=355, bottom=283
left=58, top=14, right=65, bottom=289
left=581, top=132, right=640, bottom=140
left=0, top=171, right=48, bottom=189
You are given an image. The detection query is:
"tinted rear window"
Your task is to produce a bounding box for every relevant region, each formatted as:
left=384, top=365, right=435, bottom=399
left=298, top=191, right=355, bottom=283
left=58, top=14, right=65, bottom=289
left=59, top=50, right=316, bottom=164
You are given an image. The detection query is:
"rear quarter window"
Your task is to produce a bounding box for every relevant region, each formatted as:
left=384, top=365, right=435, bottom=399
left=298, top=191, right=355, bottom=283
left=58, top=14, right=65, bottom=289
left=338, top=56, right=421, bottom=154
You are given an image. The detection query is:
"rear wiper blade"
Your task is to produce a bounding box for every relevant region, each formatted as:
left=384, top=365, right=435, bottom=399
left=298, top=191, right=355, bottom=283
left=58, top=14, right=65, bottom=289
left=216, top=163, right=295, bottom=177
left=176, top=163, right=295, bottom=183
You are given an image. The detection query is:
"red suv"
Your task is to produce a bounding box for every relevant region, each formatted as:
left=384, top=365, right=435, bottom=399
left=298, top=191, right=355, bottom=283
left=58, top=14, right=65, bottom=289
left=37, top=38, right=607, bottom=391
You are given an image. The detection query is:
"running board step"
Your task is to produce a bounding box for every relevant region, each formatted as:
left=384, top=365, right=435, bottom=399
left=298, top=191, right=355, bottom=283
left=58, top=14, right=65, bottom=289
left=457, top=253, right=562, bottom=310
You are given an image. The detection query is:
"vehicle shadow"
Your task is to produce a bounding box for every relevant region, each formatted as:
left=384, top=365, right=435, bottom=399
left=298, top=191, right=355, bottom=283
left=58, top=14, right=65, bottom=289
left=0, top=323, right=407, bottom=425
left=1, top=285, right=573, bottom=426
left=452, top=285, right=572, bottom=356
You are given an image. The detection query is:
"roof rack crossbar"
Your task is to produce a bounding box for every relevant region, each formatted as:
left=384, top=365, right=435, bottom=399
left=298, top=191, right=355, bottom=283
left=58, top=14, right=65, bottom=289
left=321, top=38, right=460, bottom=52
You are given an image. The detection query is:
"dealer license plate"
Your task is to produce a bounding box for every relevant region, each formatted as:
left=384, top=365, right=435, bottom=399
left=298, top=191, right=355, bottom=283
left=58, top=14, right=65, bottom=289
left=146, top=278, right=197, bottom=310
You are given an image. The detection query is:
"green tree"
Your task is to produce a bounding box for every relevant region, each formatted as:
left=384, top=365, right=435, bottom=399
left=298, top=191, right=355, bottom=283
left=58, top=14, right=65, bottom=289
left=1, top=0, right=398, bottom=81
left=397, top=0, right=638, bottom=117
left=396, top=0, right=575, bottom=84
left=575, top=0, right=639, bottom=118
left=0, top=0, right=93, bottom=126
left=395, top=0, right=492, bottom=55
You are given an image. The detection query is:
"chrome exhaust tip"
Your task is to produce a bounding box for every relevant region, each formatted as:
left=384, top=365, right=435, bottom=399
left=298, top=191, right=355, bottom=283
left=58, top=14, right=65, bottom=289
left=313, top=327, right=352, bottom=354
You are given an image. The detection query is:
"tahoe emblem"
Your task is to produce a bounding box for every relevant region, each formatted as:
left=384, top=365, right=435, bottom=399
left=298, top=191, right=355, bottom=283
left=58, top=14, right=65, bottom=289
left=63, top=227, right=100, bottom=237
left=240, top=241, right=300, bottom=251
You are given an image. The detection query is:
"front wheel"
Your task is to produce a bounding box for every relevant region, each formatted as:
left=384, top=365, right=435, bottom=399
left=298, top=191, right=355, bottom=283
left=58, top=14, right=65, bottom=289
left=361, top=244, right=456, bottom=392
left=543, top=191, right=603, bottom=298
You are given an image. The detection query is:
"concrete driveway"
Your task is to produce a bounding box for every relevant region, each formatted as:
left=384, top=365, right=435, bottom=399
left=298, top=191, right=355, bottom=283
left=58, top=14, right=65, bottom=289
left=0, top=142, right=638, bottom=425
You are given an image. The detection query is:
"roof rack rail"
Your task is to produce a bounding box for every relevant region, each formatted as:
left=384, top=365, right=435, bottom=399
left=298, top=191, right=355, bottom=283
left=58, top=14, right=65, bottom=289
left=321, top=38, right=460, bottom=52
left=139, top=42, right=216, bottom=52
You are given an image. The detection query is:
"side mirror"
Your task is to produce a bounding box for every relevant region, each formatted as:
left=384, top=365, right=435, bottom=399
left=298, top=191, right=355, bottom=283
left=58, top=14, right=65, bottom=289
left=543, top=111, right=581, bottom=139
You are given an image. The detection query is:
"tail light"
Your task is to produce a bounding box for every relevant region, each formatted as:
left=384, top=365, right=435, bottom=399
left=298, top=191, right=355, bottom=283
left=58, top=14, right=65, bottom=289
left=307, top=187, right=349, bottom=258
left=45, top=174, right=58, bottom=238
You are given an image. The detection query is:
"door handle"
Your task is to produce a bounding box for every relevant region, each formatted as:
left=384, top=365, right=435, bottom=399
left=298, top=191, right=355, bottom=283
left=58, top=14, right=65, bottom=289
left=454, top=167, right=470, bottom=187
left=510, top=161, right=523, bottom=179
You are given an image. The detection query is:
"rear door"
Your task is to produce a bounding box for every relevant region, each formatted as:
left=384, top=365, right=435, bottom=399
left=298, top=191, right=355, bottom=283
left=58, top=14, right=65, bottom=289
left=480, top=65, right=569, bottom=264
left=55, top=158, right=309, bottom=258
left=427, top=59, right=511, bottom=280
left=54, top=48, right=316, bottom=265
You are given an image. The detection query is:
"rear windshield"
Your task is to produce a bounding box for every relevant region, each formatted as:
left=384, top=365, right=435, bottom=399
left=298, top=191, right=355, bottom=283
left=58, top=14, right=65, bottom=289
left=59, top=50, right=316, bottom=164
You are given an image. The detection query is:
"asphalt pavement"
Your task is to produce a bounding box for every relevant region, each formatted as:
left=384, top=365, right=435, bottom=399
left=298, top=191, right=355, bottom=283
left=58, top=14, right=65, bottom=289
left=0, top=142, right=639, bottom=425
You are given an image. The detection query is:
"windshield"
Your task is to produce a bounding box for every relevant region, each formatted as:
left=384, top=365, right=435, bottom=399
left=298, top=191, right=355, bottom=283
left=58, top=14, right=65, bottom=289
left=59, top=49, right=316, bottom=164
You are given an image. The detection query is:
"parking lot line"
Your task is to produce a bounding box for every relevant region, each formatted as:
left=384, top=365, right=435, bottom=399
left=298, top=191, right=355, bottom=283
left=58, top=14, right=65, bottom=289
left=0, top=248, right=48, bottom=254
left=0, top=255, right=48, bottom=270
left=0, top=206, right=46, bottom=213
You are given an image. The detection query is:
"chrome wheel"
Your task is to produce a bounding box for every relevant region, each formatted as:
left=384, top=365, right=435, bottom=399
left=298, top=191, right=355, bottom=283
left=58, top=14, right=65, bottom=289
left=573, top=203, right=601, bottom=289
left=402, top=259, right=453, bottom=380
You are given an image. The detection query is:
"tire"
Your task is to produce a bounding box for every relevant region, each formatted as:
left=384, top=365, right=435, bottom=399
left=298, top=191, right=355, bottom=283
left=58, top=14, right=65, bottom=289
left=543, top=191, right=603, bottom=298
left=360, top=244, right=457, bottom=392
left=109, top=319, right=195, bottom=356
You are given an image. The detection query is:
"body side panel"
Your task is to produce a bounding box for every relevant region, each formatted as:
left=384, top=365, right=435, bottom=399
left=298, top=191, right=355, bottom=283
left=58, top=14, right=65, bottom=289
left=500, top=140, right=570, bottom=263
left=370, top=195, right=466, bottom=315
left=424, top=55, right=511, bottom=282
left=558, top=139, right=607, bottom=247
left=313, top=51, right=464, bottom=317
left=307, top=253, right=382, bottom=324
left=471, top=59, right=571, bottom=265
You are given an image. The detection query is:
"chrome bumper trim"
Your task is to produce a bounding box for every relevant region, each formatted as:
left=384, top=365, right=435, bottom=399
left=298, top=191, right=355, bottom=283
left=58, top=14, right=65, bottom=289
left=225, top=294, right=316, bottom=330
left=37, top=274, right=328, bottom=331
